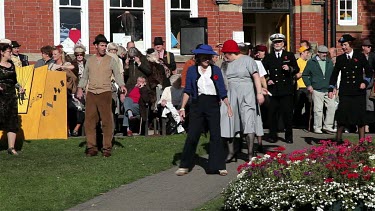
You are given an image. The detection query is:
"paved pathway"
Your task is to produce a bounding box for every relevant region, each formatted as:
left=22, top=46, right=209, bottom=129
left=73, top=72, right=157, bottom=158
left=68, top=129, right=360, bottom=211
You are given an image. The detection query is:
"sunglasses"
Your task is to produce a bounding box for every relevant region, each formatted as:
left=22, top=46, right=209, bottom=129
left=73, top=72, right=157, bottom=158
left=75, top=54, right=84, bottom=56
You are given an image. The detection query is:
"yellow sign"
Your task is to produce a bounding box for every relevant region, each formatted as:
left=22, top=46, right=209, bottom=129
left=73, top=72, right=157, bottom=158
left=0, top=65, right=67, bottom=140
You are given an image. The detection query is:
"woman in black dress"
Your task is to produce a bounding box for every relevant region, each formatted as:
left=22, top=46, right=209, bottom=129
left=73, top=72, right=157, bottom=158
left=328, top=34, right=373, bottom=142
left=0, top=43, right=24, bottom=155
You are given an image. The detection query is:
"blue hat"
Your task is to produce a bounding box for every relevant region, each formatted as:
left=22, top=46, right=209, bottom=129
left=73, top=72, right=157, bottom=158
left=191, top=44, right=217, bottom=55
left=338, top=34, right=356, bottom=43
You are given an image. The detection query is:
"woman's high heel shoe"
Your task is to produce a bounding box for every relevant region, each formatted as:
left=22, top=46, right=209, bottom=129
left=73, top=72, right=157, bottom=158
left=7, top=147, right=18, bottom=155
left=219, top=170, right=228, bottom=176
left=226, top=153, right=238, bottom=163
left=175, top=168, right=189, bottom=176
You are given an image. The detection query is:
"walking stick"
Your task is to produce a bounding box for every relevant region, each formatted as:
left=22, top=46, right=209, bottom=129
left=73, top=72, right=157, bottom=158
left=308, top=92, right=313, bottom=132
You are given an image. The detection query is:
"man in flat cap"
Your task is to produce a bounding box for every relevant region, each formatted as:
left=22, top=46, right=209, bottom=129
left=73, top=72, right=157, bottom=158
left=153, top=37, right=176, bottom=74
left=302, top=45, right=336, bottom=134
left=11, top=41, right=29, bottom=67
left=262, top=33, right=299, bottom=144
left=328, top=34, right=373, bottom=143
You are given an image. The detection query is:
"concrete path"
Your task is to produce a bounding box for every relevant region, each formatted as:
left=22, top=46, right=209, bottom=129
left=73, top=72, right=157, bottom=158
left=68, top=129, right=360, bottom=211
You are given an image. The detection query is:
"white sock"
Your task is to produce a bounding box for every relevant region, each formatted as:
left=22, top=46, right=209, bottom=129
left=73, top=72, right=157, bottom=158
left=127, top=110, right=133, bottom=118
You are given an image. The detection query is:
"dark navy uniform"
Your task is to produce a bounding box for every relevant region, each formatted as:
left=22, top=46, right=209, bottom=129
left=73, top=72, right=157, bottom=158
left=262, top=50, right=299, bottom=142
left=329, top=50, right=373, bottom=126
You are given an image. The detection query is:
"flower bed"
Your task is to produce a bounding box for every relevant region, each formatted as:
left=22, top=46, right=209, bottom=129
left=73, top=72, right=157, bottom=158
left=223, top=137, right=375, bottom=211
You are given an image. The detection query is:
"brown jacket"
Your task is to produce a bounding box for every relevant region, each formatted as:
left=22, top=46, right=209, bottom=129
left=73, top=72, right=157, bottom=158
left=78, top=54, right=125, bottom=94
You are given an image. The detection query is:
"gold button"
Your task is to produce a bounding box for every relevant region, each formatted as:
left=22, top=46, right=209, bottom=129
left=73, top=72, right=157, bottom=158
left=353, top=76, right=355, bottom=78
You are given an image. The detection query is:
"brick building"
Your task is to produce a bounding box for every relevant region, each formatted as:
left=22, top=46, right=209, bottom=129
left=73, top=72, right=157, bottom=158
left=0, top=0, right=374, bottom=66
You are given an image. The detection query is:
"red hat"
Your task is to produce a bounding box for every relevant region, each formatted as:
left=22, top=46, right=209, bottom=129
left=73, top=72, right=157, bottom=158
left=255, top=45, right=267, bottom=52
left=221, top=40, right=240, bottom=53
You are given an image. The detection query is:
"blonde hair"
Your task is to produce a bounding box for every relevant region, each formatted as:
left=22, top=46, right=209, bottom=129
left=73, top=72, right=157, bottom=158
left=107, top=42, right=118, bottom=51
left=117, top=45, right=126, bottom=56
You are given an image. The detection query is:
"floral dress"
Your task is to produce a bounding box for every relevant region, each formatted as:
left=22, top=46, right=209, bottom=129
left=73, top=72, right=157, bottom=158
left=0, top=63, right=19, bottom=132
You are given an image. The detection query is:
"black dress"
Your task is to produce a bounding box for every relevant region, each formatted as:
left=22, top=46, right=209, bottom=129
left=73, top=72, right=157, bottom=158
left=329, top=51, right=373, bottom=127
left=0, top=63, right=19, bottom=133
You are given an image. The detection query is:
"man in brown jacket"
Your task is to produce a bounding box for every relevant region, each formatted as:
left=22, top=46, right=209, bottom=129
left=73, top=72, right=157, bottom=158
left=77, top=34, right=126, bottom=157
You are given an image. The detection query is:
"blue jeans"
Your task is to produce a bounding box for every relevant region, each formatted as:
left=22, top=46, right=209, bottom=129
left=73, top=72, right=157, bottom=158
left=122, top=97, right=140, bottom=127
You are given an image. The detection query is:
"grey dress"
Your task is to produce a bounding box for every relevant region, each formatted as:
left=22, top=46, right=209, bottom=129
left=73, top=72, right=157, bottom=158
left=220, top=55, right=263, bottom=138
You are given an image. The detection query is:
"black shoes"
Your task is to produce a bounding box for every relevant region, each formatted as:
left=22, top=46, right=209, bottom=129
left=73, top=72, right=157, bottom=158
left=7, top=147, right=18, bottom=155
left=286, top=139, right=294, bottom=144
left=226, top=154, right=238, bottom=163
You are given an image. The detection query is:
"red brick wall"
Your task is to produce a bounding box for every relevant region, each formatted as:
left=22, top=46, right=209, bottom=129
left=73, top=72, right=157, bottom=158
left=4, top=0, right=54, bottom=53
left=199, top=1, right=243, bottom=53
left=88, top=0, right=105, bottom=52
left=151, top=0, right=166, bottom=41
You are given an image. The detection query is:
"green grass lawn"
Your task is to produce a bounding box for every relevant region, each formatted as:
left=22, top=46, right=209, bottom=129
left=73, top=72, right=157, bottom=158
left=0, top=134, right=207, bottom=211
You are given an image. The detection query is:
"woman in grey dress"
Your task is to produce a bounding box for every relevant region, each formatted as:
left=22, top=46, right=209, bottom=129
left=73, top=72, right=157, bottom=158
left=220, top=40, right=265, bottom=162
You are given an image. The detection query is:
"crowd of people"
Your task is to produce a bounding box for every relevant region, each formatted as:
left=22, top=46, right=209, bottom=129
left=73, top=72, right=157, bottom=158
left=1, top=33, right=374, bottom=177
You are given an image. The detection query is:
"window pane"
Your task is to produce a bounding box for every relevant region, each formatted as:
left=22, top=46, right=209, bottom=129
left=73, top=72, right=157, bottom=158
left=181, top=0, right=190, bottom=9
left=171, top=11, right=190, bottom=49
left=122, top=0, right=132, bottom=7
left=171, top=0, right=179, bottom=9
left=339, top=12, right=345, bottom=20
left=345, top=11, right=352, bottom=20
left=339, top=0, right=345, bottom=9
left=347, top=0, right=352, bottom=9
left=110, top=10, right=143, bottom=42
left=133, top=0, right=143, bottom=7
left=60, top=0, right=69, bottom=5
left=60, top=8, right=81, bottom=43
left=111, top=0, right=120, bottom=7
left=71, top=0, right=80, bottom=6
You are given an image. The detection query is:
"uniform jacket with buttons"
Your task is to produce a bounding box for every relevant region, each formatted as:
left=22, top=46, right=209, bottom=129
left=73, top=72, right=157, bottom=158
left=329, top=50, right=373, bottom=96
left=262, top=50, right=299, bottom=96
left=302, top=55, right=334, bottom=92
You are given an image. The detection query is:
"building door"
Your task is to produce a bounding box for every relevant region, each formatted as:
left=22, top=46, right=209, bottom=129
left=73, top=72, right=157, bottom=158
left=243, top=0, right=291, bottom=52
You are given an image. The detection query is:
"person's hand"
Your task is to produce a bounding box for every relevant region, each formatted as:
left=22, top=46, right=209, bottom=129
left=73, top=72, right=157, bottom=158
left=282, top=64, right=290, bottom=71
left=120, top=93, right=125, bottom=103
left=134, top=56, right=141, bottom=65
left=19, top=87, right=25, bottom=94
left=261, top=88, right=269, bottom=95
left=257, top=93, right=265, bottom=105
left=267, top=80, right=274, bottom=85
left=0, top=86, right=3, bottom=91
left=227, top=105, right=233, bottom=117
left=179, top=109, right=185, bottom=121
left=295, top=72, right=302, bottom=79
left=360, top=83, right=366, bottom=89
left=161, top=99, right=167, bottom=107
left=328, top=89, right=337, bottom=99
left=76, top=88, right=83, bottom=99
left=120, top=85, right=127, bottom=96
left=307, top=86, right=314, bottom=93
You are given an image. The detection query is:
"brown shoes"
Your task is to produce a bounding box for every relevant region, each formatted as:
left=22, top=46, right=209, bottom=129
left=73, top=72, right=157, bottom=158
left=102, top=151, right=112, bottom=157
left=85, top=148, right=98, bottom=157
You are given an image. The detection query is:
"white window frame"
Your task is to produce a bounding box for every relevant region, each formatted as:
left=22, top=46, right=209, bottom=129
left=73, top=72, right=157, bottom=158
left=104, top=0, right=151, bottom=52
left=0, top=0, right=5, bottom=39
left=53, top=0, right=89, bottom=54
left=165, top=0, right=198, bottom=55
left=338, top=0, right=357, bottom=26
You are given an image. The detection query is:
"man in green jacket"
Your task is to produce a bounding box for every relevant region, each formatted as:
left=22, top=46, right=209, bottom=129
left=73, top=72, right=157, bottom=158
left=302, top=45, right=336, bottom=134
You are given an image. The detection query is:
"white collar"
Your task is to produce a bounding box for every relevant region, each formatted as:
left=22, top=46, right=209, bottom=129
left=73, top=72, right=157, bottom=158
left=346, top=50, right=354, bottom=58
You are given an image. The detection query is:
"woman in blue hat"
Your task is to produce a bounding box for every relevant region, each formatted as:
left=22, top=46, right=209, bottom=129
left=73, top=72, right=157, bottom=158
left=175, top=44, right=232, bottom=176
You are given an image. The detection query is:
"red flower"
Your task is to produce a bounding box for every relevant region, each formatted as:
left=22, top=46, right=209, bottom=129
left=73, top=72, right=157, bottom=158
left=354, top=58, right=358, bottom=62
left=324, top=178, right=334, bottom=183
left=347, top=172, right=359, bottom=179
left=284, top=56, right=288, bottom=60
left=213, top=74, right=219, bottom=80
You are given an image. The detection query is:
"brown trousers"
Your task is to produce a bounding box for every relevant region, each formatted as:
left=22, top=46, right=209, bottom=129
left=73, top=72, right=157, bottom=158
left=85, top=91, right=113, bottom=152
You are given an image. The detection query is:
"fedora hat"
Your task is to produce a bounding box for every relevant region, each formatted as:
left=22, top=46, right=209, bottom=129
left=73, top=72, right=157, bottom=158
left=191, top=44, right=217, bottom=55
left=338, top=34, right=356, bottom=43
left=93, top=34, right=109, bottom=45
left=362, top=39, right=372, bottom=46
left=153, top=37, right=165, bottom=45
left=11, top=41, right=21, bottom=48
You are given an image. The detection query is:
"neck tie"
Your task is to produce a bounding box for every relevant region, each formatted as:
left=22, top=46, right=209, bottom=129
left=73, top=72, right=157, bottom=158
left=347, top=54, right=350, bottom=60
left=277, top=52, right=280, bottom=58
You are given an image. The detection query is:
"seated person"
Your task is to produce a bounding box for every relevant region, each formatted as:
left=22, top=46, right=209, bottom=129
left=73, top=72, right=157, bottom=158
left=158, top=74, right=184, bottom=134
left=122, top=76, right=153, bottom=136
